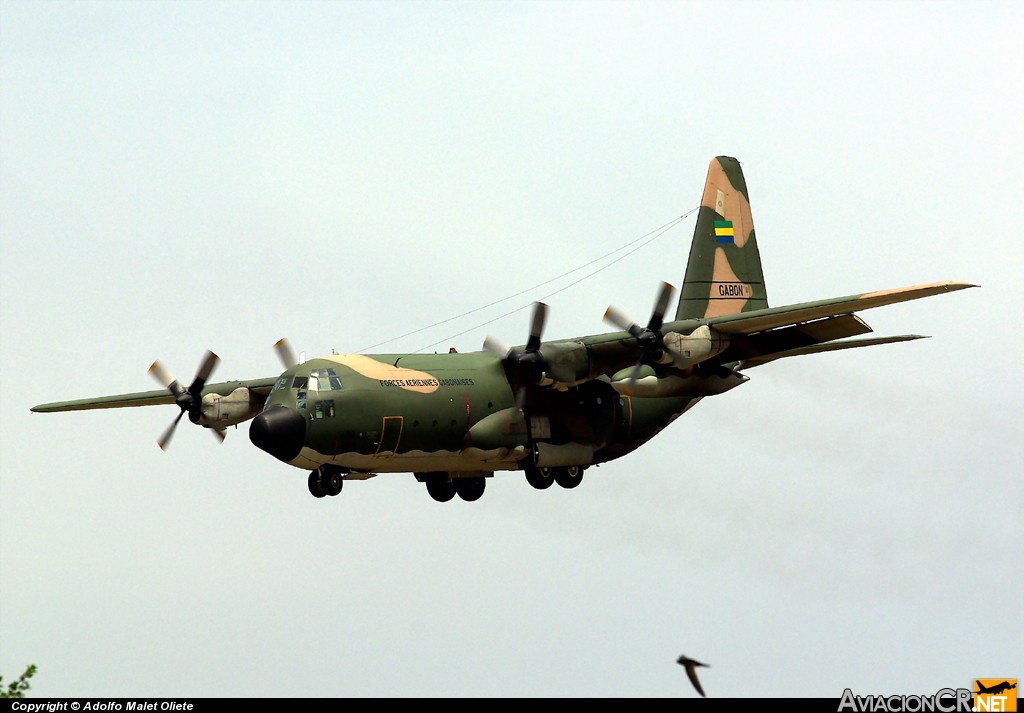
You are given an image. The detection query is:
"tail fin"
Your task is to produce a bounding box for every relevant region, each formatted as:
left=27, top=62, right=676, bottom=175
left=676, top=156, right=769, bottom=320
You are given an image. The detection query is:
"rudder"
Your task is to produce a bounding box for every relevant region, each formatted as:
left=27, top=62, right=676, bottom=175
left=676, top=156, right=769, bottom=320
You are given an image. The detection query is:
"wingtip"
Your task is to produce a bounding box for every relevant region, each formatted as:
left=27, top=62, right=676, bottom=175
left=931, top=280, right=979, bottom=292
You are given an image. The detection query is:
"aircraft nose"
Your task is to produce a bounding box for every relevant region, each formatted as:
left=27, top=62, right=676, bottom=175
left=249, top=406, right=306, bottom=462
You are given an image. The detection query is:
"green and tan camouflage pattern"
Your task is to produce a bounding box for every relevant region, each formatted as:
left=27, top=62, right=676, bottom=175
left=676, top=156, right=769, bottom=320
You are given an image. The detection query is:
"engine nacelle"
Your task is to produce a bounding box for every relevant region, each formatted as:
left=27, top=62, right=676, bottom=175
left=662, top=325, right=730, bottom=369
left=199, top=387, right=262, bottom=428
left=609, top=367, right=748, bottom=398
left=537, top=341, right=592, bottom=390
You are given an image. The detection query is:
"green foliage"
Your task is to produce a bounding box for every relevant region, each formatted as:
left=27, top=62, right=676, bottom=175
left=0, top=664, right=38, bottom=698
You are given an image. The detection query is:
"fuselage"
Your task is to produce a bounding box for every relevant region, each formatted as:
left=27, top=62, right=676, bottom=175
left=249, top=351, right=704, bottom=478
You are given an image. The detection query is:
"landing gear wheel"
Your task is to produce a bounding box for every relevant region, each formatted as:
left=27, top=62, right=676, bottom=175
left=554, top=465, right=584, bottom=489
left=524, top=466, right=555, bottom=490
left=454, top=477, right=486, bottom=502
left=320, top=467, right=344, bottom=497
left=308, top=470, right=326, bottom=498
left=425, top=477, right=456, bottom=502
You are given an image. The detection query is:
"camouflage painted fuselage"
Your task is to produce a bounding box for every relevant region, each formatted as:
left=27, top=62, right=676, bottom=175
left=258, top=351, right=696, bottom=475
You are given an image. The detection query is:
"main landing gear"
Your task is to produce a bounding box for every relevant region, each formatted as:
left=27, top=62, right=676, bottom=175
left=308, top=465, right=344, bottom=498
left=417, top=472, right=487, bottom=503
left=524, top=465, right=584, bottom=490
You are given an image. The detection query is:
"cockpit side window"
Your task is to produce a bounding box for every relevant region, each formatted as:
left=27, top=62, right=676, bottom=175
left=292, top=376, right=308, bottom=390
left=313, top=399, right=335, bottom=419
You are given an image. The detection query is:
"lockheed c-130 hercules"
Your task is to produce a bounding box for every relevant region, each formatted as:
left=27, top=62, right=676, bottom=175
left=31, top=157, right=976, bottom=502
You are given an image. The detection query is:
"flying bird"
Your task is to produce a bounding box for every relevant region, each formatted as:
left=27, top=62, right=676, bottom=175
left=677, top=654, right=709, bottom=697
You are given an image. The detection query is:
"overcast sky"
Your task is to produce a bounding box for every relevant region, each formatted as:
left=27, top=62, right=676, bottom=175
left=1, top=0, right=1021, bottom=698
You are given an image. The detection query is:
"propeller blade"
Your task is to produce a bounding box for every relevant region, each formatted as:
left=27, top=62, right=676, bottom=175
left=190, top=350, right=219, bottom=394
left=157, top=410, right=185, bottom=451
left=526, top=302, right=548, bottom=352
left=210, top=428, right=226, bottom=444
left=482, top=336, right=512, bottom=359
left=148, top=360, right=183, bottom=396
left=648, top=282, right=675, bottom=332
left=274, top=338, right=297, bottom=369
left=514, top=384, right=528, bottom=413
left=603, top=305, right=641, bottom=336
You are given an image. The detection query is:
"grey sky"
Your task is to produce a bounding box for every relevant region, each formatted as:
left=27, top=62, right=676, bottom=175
left=1, top=0, right=1021, bottom=698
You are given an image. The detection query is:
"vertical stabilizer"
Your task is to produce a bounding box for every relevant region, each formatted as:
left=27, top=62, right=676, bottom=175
left=676, top=156, right=769, bottom=320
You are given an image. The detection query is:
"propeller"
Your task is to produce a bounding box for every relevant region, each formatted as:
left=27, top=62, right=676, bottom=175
left=148, top=350, right=223, bottom=450
left=604, top=282, right=677, bottom=393
left=274, top=338, right=297, bottom=369
left=483, top=302, right=550, bottom=411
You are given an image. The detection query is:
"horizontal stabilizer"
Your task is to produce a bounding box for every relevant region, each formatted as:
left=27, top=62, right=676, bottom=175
left=739, top=334, right=927, bottom=369
left=703, top=281, right=977, bottom=335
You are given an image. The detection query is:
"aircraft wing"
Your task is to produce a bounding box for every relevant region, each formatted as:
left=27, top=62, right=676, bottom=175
left=572, top=281, right=976, bottom=383
left=694, top=280, right=977, bottom=367
left=699, top=281, right=976, bottom=335
left=31, top=378, right=278, bottom=413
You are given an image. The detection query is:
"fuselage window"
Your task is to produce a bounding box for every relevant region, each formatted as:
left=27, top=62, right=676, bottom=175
left=323, top=399, right=335, bottom=417
left=313, top=399, right=336, bottom=420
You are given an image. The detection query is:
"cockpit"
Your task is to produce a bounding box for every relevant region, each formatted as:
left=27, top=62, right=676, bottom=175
left=271, top=367, right=344, bottom=394
left=266, top=367, right=345, bottom=419
left=253, top=366, right=347, bottom=461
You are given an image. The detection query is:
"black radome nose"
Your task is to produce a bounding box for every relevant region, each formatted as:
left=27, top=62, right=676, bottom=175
left=249, top=406, right=306, bottom=462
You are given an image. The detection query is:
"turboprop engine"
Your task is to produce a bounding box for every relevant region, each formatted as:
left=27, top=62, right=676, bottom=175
left=603, top=283, right=734, bottom=397
left=661, top=325, right=730, bottom=369
left=198, top=387, right=263, bottom=428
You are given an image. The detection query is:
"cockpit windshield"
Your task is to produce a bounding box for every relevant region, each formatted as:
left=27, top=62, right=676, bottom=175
left=271, top=368, right=344, bottom=393
left=309, top=368, right=344, bottom=391
left=266, top=368, right=344, bottom=413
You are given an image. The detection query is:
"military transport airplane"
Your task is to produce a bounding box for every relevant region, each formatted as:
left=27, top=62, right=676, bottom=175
left=31, top=157, right=977, bottom=502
